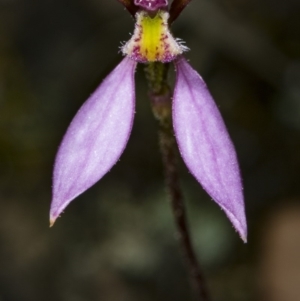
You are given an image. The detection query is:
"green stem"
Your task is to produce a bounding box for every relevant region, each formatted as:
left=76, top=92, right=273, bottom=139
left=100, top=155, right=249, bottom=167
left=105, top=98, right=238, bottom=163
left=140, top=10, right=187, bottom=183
left=144, top=62, right=211, bottom=301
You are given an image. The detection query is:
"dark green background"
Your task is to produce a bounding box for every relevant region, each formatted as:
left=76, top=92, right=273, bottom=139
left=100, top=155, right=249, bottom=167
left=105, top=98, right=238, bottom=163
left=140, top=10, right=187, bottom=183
left=0, top=0, right=300, bottom=300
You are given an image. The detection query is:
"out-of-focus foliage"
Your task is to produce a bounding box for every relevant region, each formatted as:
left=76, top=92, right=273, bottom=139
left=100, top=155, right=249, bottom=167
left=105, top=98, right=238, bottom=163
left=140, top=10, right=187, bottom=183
left=0, top=0, right=300, bottom=300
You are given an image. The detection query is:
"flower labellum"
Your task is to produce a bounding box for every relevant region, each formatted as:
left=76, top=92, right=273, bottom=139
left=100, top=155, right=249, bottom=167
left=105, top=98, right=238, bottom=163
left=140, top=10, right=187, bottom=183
left=122, top=10, right=188, bottom=63
left=50, top=2, right=247, bottom=241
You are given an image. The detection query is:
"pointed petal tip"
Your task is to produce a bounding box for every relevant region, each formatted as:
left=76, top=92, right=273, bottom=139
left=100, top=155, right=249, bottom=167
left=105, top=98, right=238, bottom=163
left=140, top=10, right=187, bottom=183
left=49, top=203, right=64, bottom=227
left=49, top=217, right=56, bottom=228
left=237, top=218, right=247, bottom=243
left=225, top=214, right=247, bottom=243
left=237, top=224, right=247, bottom=243
left=239, top=219, right=248, bottom=243
left=220, top=205, right=247, bottom=242
left=241, top=234, right=247, bottom=244
left=234, top=220, right=247, bottom=243
left=220, top=204, right=247, bottom=243
left=230, top=215, right=247, bottom=243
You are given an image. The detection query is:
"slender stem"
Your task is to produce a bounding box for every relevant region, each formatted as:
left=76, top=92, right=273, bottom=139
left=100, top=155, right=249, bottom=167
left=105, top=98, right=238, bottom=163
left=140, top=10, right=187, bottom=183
left=144, top=62, right=211, bottom=301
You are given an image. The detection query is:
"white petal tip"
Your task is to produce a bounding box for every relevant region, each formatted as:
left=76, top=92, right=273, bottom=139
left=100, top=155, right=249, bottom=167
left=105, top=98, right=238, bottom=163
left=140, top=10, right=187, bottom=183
left=49, top=217, right=56, bottom=228
left=241, top=235, right=247, bottom=243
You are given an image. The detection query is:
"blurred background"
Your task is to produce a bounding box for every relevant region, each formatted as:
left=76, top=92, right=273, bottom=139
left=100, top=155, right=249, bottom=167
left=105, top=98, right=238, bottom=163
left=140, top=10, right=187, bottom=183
left=0, top=0, right=300, bottom=300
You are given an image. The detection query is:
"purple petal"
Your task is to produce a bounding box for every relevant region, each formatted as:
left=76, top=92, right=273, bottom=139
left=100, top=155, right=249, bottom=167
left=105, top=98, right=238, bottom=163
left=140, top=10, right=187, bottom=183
left=50, top=57, right=137, bottom=225
left=173, top=57, right=247, bottom=242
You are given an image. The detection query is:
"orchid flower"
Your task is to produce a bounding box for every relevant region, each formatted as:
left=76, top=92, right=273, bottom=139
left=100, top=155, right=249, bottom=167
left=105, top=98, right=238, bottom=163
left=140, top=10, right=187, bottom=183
left=50, top=0, right=247, bottom=242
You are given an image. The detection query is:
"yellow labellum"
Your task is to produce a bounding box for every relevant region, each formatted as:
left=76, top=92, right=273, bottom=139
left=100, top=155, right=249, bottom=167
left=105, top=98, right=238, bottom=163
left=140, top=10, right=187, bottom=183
left=122, top=10, right=188, bottom=63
